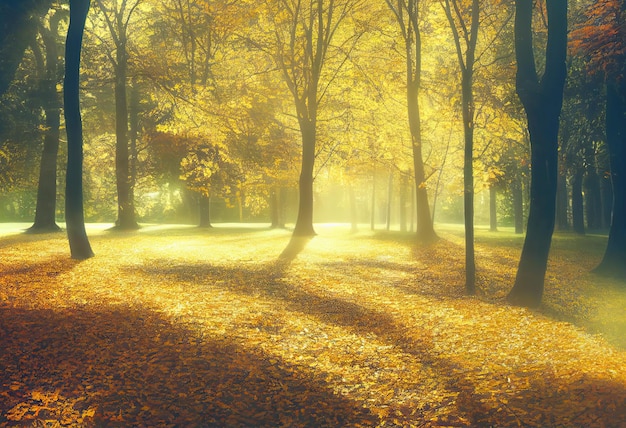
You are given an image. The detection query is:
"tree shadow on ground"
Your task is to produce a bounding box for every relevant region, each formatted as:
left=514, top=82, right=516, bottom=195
left=0, top=305, right=378, bottom=427
left=132, top=258, right=626, bottom=426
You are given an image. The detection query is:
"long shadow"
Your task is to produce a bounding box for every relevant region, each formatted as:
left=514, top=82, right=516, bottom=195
left=0, top=256, right=80, bottom=280
left=132, top=259, right=626, bottom=425
left=0, top=305, right=378, bottom=427
left=0, top=230, right=66, bottom=251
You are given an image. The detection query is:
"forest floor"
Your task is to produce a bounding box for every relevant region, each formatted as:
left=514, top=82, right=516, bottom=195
left=0, top=222, right=625, bottom=427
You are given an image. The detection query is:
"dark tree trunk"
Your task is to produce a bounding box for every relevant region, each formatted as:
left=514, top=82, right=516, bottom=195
left=556, top=168, right=569, bottom=230
left=114, top=43, right=138, bottom=230
left=489, top=185, right=498, bottom=232
left=583, top=149, right=602, bottom=230
left=64, top=0, right=93, bottom=260
left=29, top=15, right=62, bottom=233
left=293, top=119, right=316, bottom=236
left=507, top=0, right=567, bottom=307
left=594, top=82, right=626, bottom=278
left=572, top=169, right=585, bottom=234
left=601, top=166, right=614, bottom=229
left=198, top=194, right=212, bottom=228
left=513, top=179, right=524, bottom=234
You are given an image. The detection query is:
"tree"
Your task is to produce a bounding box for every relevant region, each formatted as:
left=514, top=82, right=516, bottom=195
left=93, top=0, right=141, bottom=230
left=507, top=0, right=567, bottom=307
left=385, top=0, right=437, bottom=242
left=64, top=0, right=94, bottom=259
left=571, top=0, right=626, bottom=279
left=265, top=0, right=363, bottom=237
left=441, top=0, right=480, bottom=293
left=28, top=7, right=65, bottom=233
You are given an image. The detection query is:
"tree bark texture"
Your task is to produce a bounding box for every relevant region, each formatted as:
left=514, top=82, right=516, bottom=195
left=198, top=194, right=212, bottom=228
left=293, top=119, right=316, bottom=236
left=507, top=0, right=567, bottom=307
left=571, top=169, right=585, bottom=234
left=594, top=82, right=626, bottom=279
left=489, top=185, right=498, bottom=232
left=30, top=15, right=63, bottom=233
left=64, top=0, right=94, bottom=259
left=114, top=42, right=138, bottom=230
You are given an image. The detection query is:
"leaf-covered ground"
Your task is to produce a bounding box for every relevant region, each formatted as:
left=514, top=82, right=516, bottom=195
left=1, top=223, right=625, bottom=427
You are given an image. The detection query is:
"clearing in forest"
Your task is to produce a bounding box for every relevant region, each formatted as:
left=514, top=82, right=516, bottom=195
left=0, top=223, right=625, bottom=427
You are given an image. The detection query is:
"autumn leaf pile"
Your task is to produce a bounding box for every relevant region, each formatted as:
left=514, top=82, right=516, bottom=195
left=1, top=224, right=625, bottom=427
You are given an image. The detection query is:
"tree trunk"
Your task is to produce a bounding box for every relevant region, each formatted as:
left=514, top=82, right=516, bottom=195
left=584, top=159, right=602, bottom=230
left=507, top=0, right=567, bottom=307
left=572, top=169, right=585, bottom=234
left=293, top=119, right=316, bottom=236
left=461, top=67, right=476, bottom=294
left=556, top=168, right=569, bottom=230
left=405, top=8, right=436, bottom=243
left=601, top=167, right=614, bottom=229
left=198, top=193, right=212, bottom=228
left=64, top=0, right=93, bottom=260
left=594, top=82, right=626, bottom=278
left=128, top=81, right=139, bottom=220
left=489, top=185, right=498, bottom=232
left=30, top=16, right=62, bottom=233
left=114, top=42, right=138, bottom=230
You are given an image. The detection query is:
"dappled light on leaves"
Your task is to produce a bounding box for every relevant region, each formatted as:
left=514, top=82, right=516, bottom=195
left=1, top=224, right=626, bottom=426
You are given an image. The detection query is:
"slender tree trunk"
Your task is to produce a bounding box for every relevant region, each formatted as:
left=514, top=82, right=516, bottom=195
left=198, top=193, right=212, bottom=228
left=584, top=159, right=602, bottom=230
left=30, top=15, right=63, bottom=233
left=293, top=119, right=316, bottom=236
left=556, top=169, right=569, bottom=230
left=462, top=68, right=476, bottom=294
left=507, top=0, right=567, bottom=307
left=489, top=185, right=498, bottom=232
left=594, top=82, right=626, bottom=278
left=64, top=0, right=93, bottom=260
left=601, top=167, right=614, bottom=229
left=408, top=81, right=436, bottom=242
left=128, top=81, right=139, bottom=219
left=114, top=43, right=138, bottom=230
left=572, top=169, right=585, bottom=234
